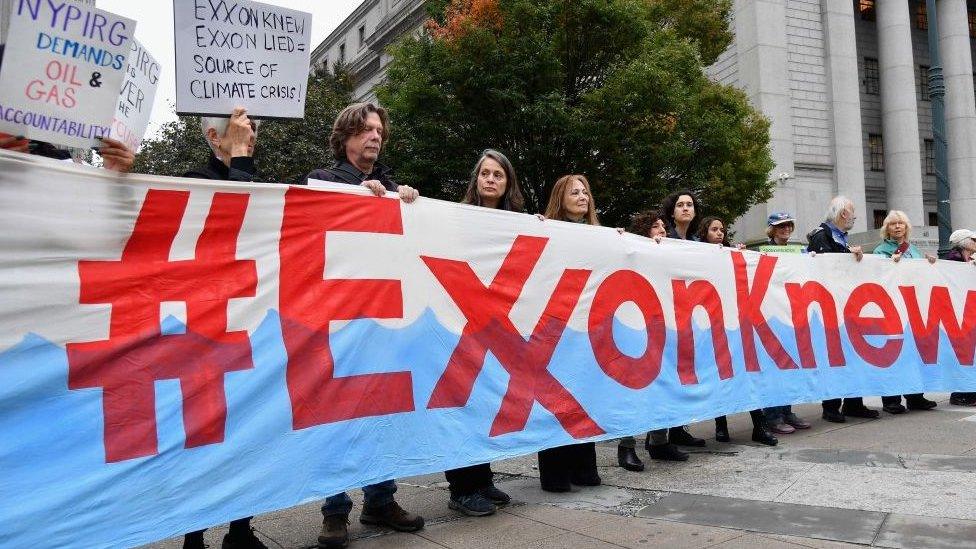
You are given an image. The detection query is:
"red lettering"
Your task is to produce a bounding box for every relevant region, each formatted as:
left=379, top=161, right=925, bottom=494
left=785, top=282, right=845, bottom=368
left=732, top=252, right=799, bottom=371
left=423, top=236, right=604, bottom=439
left=279, top=188, right=413, bottom=430
left=844, top=283, right=903, bottom=368
left=588, top=270, right=666, bottom=389
left=67, top=190, right=256, bottom=462
left=672, top=279, right=733, bottom=385
left=899, top=286, right=976, bottom=366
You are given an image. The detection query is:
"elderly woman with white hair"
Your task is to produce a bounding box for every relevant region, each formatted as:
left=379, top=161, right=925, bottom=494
left=872, top=210, right=938, bottom=415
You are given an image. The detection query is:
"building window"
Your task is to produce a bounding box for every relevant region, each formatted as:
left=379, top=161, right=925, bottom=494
left=924, top=139, right=935, bottom=175
left=970, top=10, right=976, bottom=36
left=873, top=209, right=887, bottom=230
left=917, top=65, right=930, bottom=101
left=359, top=25, right=365, bottom=47
left=869, top=134, right=884, bottom=171
left=864, top=58, right=880, bottom=95
left=916, top=1, right=928, bottom=30
left=339, top=43, right=346, bottom=63
left=858, top=0, right=876, bottom=21
left=929, top=212, right=939, bottom=226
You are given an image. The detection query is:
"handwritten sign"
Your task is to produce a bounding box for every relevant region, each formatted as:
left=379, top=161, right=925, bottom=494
left=0, top=0, right=135, bottom=148
left=173, top=0, right=312, bottom=119
left=109, top=38, right=159, bottom=152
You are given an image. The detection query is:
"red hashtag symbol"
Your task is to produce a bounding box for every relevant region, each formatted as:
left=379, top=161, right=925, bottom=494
left=66, top=189, right=257, bottom=463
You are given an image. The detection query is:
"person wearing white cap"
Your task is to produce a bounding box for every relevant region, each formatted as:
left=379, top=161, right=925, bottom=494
left=943, top=229, right=976, bottom=406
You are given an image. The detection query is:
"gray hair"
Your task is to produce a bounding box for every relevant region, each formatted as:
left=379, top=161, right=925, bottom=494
left=825, top=196, right=853, bottom=223
left=200, top=116, right=261, bottom=154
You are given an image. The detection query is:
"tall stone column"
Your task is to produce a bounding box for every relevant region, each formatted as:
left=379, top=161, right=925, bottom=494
left=732, top=0, right=796, bottom=240
left=824, top=0, right=868, bottom=233
left=876, top=0, right=925, bottom=223
left=939, top=0, right=976, bottom=230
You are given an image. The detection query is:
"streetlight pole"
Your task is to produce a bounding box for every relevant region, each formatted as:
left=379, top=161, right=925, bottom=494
left=926, top=0, right=952, bottom=253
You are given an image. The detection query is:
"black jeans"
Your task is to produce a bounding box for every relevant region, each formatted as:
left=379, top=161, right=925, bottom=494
left=445, top=463, right=493, bottom=497
left=538, top=442, right=597, bottom=489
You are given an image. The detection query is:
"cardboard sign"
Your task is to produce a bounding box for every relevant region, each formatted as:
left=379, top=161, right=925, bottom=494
left=0, top=0, right=135, bottom=148
left=173, top=0, right=311, bottom=119
left=109, top=38, right=159, bottom=152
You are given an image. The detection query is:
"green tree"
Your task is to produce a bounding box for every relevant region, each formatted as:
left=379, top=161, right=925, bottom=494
left=377, top=0, right=772, bottom=226
left=133, top=67, right=354, bottom=183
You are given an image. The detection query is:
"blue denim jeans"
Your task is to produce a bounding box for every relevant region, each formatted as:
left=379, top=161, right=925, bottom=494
left=321, top=480, right=397, bottom=517
left=764, top=405, right=792, bottom=423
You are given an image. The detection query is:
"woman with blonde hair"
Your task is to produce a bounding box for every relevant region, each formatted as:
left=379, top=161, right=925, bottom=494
left=537, top=174, right=601, bottom=492
left=873, top=210, right=937, bottom=414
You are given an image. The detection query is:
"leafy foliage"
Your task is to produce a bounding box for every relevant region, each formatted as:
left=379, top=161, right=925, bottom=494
left=378, top=0, right=771, bottom=226
left=133, top=67, right=354, bottom=183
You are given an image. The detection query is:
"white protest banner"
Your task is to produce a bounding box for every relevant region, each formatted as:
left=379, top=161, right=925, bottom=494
left=173, top=0, right=312, bottom=119
left=109, top=38, right=159, bottom=151
left=0, top=0, right=135, bottom=148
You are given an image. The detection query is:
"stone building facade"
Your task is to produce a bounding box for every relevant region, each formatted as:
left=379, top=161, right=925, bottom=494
left=313, top=0, right=976, bottom=245
left=310, top=0, right=426, bottom=101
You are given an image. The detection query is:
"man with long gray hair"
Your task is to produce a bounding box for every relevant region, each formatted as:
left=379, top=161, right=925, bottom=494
left=806, top=196, right=879, bottom=424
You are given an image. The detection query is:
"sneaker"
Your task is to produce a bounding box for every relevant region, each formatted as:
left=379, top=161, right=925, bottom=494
left=949, top=393, right=976, bottom=406
left=768, top=420, right=796, bottom=434
left=669, top=426, right=706, bottom=447
left=449, top=492, right=496, bottom=516
left=842, top=406, right=880, bottom=419
left=360, top=501, right=424, bottom=532
left=784, top=413, right=811, bottom=429
left=183, top=532, right=207, bottom=549
left=222, top=528, right=268, bottom=549
left=822, top=411, right=846, bottom=423
left=882, top=403, right=907, bottom=415
left=481, top=485, right=511, bottom=506
left=317, top=515, right=349, bottom=549
left=647, top=443, right=689, bottom=461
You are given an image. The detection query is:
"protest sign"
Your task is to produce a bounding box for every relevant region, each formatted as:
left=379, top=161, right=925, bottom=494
left=109, top=38, right=159, bottom=151
left=1, top=151, right=975, bottom=547
left=0, top=0, right=135, bottom=148
left=173, top=0, right=312, bottom=118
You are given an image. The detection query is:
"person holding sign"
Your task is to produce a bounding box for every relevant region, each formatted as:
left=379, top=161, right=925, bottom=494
left=536, top=174, right=603, bottom=493
left=760, top=213, right=812, bottom=434
left=180, top=107, right=267, bottom=549
left=872, top=210, right=938, bottom=415
left=441, top=149, right=522, bottom=516
left=807, top=196, right=879, bottom=423
left=308, top=102, right=423, bottom=549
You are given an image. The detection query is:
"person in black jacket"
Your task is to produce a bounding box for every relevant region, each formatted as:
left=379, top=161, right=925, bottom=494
left=303, top=102, right=418, bottom=203
left=312, top=103, right=422, bottom=549
left=442, top=149, right=521, bottom=516
left=806, top=196, right=878, bottom=423
left=181, top=107, right=266, bottom=549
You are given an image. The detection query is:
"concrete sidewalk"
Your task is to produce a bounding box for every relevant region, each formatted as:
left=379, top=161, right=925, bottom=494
left=144, top=395, right=976, bottom=549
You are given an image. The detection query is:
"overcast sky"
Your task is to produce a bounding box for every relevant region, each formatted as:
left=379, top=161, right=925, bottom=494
left=97, top=0, right=364, bottom=137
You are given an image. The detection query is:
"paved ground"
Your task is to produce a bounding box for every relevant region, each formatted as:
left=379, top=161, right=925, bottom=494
left=144, top=395, right=976, bottom=549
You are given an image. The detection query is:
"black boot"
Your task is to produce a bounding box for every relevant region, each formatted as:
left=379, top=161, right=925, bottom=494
left=749, top=410, right=778, bottom=446
left=538, top=447, right=572, bottom=492
left=669, top=426, right=706, bottom=447
left=648, top=442, right=689, bottom=461
left=714, top=416, right=730, bottom=442
left=905, top=394, right=937, bottom=411
left=617, top=444, right=644, bottom=472
left=571, top=443, right=601, bottom=486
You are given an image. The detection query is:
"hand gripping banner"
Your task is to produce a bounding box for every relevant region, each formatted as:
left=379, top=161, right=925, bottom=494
left=1, top=150, right=975, bottom=548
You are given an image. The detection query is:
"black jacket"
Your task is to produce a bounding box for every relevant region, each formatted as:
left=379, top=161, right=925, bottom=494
left=806, top=222, right=849, bottom=254
left=184, top=154, right=256, bottom=182
left=304, top=160, right=397, bottom=191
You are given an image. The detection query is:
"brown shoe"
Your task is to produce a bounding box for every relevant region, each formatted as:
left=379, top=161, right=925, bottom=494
left=318, top=514, right=349, bottom=549
left=360, top=501, right=425, bottom=532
